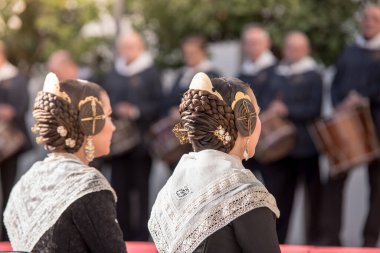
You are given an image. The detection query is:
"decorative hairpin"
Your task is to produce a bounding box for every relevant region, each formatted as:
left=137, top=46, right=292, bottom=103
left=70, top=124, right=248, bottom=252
left=189, top=72, right=223, bottom=101
left=79, top=96, right=105, bottom=135
left=213, top=125, right=232, bottom=145
left=42, top=72, right=71, bottom=103
left=78, top=96, right=103, bottom=109
left=36, top=136, right=44, bottom=144
left=172, top=123, right=189, bottom=144
left=57, top=126, right=68, bottom=137
left=31, top=124, right=40, bottom=134
left=65, top=138, right=76, bottom=148
left=231, top=91, right=252, bottom=110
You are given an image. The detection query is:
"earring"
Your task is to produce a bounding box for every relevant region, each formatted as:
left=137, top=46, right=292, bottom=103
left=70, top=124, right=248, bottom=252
left=243, top=138, right=250, bottom=161
left=85, top=136, right=95, bottom=162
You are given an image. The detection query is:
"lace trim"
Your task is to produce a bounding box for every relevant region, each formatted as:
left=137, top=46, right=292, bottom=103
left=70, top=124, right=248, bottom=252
left=149, top=186, right=279, bottom=253
left=149, top=169, right=255, bottom=247
left=169, top=169, right=256, bottom=231
left=4, top=162, right=115, bottom=251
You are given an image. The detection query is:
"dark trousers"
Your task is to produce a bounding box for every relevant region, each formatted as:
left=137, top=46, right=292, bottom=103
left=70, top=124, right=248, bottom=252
left=110, top=145, right=152, bottom=241
left=261, top=155, right=322, bottom=244
left=0, top=154, right=18, bottom=240
left=319, top=159, right=380, bottom=247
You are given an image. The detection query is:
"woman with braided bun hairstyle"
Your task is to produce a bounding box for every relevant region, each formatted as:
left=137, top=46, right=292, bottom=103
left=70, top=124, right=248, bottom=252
left=149, top=72, right=280, bottom=253
left=3, top=73, right=126, bottom=253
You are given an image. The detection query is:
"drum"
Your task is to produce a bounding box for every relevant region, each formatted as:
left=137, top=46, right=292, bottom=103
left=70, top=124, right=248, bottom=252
left=0, top=121, right=25, bottom=162
left=309, top=102, right=380, bottom=176
left=109, top=118, right=141, bottom=157
left=149, top=116, right=191, bottom=165
left=255, top=112, right=297, bottom=163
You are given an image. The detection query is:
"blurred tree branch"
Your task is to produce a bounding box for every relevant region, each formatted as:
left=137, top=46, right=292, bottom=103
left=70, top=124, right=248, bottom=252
left=0, top=0, right=111, bottom=74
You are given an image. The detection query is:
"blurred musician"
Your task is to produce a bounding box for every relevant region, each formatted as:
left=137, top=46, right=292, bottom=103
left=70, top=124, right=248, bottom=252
left=263, top=31, right=323, bottom=244
left=319, top=5, right=380, bottom=247
left=103, top=32, right=162, bottom=241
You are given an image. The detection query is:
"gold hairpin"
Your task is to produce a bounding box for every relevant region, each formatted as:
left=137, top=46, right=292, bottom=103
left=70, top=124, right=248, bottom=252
left=231, top=91, right=252, bottom=110
left=79, top=96, right=106, bottom=135
left=213, top=125, right=232, bottom=145
left=173, top=123, right=190, bottom=144
left=78, top=96, right=103, bottom=109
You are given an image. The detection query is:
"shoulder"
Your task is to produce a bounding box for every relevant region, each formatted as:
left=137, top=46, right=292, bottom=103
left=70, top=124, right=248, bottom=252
left=71, top=190, right=115, bottom=209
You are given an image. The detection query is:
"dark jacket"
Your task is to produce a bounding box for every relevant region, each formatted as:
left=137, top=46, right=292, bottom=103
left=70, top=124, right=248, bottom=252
left=0, top=73, right=32, bottom=153
left=268, top=70, right=323, bottom=157
left=103, top=65, right=163, bottom=134
left=33, top=191, right=126, bottom=253
left=238, top=65, right=276, bottom=110
left=193, top=207, right=280, bottom=253
left=331, top=44, right=380, bottom=137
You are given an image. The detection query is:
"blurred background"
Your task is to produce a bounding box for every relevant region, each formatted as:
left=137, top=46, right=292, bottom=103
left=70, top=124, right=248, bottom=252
left=0, top=0, right=379, bottom=248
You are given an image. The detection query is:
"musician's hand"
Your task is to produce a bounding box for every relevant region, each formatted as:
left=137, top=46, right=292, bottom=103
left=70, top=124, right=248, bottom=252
left=115, top=102, right=140, bottom=120
left=339, top=92, right=365, bottom=110
left=169, top=106, right=180, bottom=120
left=268, top=100, right=288, bottom=117
left=0, top=104, right=15, bottom=121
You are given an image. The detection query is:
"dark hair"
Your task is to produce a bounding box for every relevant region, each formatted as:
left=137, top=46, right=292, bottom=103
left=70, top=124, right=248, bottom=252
left=178, top=77, right=257, bottom=153
left=32, top=79, right=106, bottom=153
left=181, top=34, right=207, bottom=52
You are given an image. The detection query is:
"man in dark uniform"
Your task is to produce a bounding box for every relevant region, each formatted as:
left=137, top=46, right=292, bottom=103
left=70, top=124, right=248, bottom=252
left=161, top=35, right=220, bottom=170
left=164, top=35, right=220, bottom=116
left=237, top=24, right=277, bottom=176
left=262, top=32, right=323, bottom=244
left=320, top=5, right=380, bottom=247
left=238, top=24, right=277, bottom=109
left=0, top=41, right=31, bottom=240
left=103, top=32, right=162, bottom=241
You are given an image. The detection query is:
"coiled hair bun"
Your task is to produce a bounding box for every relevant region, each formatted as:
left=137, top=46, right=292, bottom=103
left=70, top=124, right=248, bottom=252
left=32, top=74, right=106, bottom=153
left=176, top=73, right=257, bottom=154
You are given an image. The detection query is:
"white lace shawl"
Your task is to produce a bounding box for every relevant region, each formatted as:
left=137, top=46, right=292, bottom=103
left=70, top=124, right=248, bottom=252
left=148, top=149, right=280, bottom=253
left=240, top=50, right=277, bottom=75
left=3, top=153, right=116, bottom=252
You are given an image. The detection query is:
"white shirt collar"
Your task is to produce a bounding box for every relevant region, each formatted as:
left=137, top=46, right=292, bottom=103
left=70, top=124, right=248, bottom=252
left=115, top=52, right=153, bottom=77
left=276, top=56, right=318, bottom=76
left=355, top=33, right=380, bottom=50
left=240, top=50, right=276, bottom=75
left=0, top=62, right=18, bottom=81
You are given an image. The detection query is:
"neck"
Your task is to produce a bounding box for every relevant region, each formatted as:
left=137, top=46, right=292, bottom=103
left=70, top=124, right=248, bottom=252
left=74, top=147, right=90, bottom=165
left=228, top=142, right=245, bottom=161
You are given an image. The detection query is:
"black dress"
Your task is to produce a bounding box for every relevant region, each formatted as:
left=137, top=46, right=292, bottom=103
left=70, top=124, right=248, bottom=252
left=33, top=191, right=126, bottom=253
left=193, top=207, right=280, bottom=253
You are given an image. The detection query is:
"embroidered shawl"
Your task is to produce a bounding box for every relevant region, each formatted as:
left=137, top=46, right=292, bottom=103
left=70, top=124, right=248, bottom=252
left=4, top=153, right=116, bottom=251
left=148, top=149, right=280, bottom=253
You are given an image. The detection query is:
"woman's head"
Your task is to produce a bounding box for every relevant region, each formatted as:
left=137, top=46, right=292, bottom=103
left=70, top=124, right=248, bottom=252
left=174, top=72, right=261, bottom=159
left=32, top=73, right=115, bottom=161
